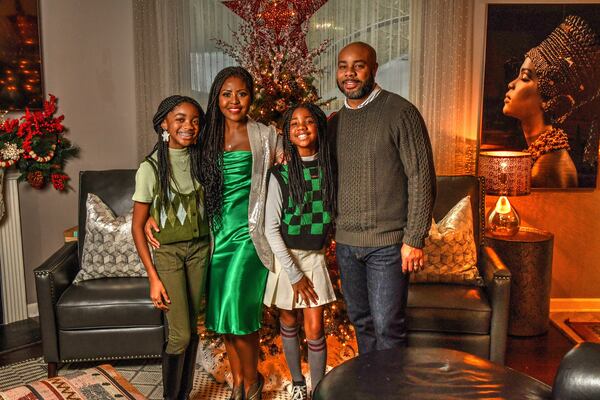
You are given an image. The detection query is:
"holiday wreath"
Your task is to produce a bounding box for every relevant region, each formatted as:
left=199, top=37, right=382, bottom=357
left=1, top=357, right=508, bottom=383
left=0, top=94, right=78, bottom=191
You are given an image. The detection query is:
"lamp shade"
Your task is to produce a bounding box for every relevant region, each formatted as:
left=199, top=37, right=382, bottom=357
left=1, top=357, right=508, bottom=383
left=479, top=151, right=532, bottom=196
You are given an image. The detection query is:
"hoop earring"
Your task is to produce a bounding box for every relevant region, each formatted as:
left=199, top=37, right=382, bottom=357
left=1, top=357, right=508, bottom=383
left=162, top=130, right=170, bottom=142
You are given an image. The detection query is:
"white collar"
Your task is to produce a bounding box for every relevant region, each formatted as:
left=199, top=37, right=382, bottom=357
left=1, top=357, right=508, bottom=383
left=301, top=153, right=318, bottom=162
left=344, top=85, right=382, bottom=109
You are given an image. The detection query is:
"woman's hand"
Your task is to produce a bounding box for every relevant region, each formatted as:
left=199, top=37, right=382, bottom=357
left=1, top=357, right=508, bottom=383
left=144, top=216, right=160, bottom=249
left=292, top=275, right=319, bottom=306
left=149, top=276, right=170, bottom=311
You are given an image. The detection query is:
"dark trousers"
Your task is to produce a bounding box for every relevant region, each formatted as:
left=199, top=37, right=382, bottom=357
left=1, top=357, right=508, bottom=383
left=154, top=237, right=210, bottom=354
left=336, top=243, right=410, bottom=354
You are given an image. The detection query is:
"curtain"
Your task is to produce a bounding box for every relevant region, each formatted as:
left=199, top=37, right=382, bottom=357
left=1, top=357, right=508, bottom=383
left=189, top=0, right=239, bottom=107
left=308, top=0, right=411, bottom=111
left=409, top=0, right=477, bottom=175
left=133, top=0, right=193, bottom=160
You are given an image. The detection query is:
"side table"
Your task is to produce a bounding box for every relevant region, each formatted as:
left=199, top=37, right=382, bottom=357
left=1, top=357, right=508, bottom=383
left=485, top=227, right=554, bottom=336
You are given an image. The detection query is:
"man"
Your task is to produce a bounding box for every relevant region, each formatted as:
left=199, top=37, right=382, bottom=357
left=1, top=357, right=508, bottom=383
left=329, top=42, right=436, bottom=354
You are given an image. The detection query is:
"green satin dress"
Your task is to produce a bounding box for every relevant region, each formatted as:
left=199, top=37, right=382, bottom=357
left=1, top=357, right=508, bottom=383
left=205, top=151, right=268, bottom=334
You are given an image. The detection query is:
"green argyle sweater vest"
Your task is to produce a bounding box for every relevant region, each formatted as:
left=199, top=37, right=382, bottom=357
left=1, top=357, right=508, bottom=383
left=270, top=160, right=332, bottom=250
left=145, top=157, right=209, bottom=245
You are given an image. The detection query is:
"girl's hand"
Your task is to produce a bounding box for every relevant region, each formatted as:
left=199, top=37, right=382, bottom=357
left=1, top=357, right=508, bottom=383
left=144, top=216, right=161, bottom=249
left=292, top=276, right=319, bottom=306
left=149, top=276, right=170, bottom=311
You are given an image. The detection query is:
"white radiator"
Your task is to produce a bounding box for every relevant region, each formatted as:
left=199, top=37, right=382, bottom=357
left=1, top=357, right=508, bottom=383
left=0, top=171, right=28, bottom=324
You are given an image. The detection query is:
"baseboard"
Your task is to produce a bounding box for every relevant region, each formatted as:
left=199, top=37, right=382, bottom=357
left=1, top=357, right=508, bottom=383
left=27, top=303, right=39, bottom=318
left=550, top=298, right=600, bottom=312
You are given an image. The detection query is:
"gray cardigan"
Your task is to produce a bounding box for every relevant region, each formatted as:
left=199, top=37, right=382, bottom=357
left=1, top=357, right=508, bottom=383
left=247, top=119, right=281, bottom=271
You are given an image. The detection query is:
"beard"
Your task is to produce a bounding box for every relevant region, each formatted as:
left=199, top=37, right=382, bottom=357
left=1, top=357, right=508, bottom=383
left=337, top=74, right=376, bottom=100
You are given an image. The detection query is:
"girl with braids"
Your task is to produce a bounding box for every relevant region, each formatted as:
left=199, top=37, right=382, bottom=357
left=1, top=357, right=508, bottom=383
left=263, top=104, right=337, bottom=400
left=132, top=95, right=210, bottom=400
left=146, top=67, right=280, bottom=400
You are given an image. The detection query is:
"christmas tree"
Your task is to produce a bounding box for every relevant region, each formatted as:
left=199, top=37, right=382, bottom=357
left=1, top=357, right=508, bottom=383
left=199, top=1, right=355, bottom=374
left=216, top=0, right=334, bottom=126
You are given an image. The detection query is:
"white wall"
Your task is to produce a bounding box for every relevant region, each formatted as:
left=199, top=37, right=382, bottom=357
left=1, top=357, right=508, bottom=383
left=20, top=0, right=137, bottom=306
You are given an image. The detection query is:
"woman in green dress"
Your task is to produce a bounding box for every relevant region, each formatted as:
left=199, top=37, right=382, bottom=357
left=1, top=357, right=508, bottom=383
left=200, top=67, right=280, bottom=400
left=146, top=67, right=279, bottom=399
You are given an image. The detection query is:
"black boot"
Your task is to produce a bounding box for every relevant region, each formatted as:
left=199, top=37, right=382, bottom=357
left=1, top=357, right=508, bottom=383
left=162, top=350, right=185, bottom=400
left=178, top=335, right=200, bottom=400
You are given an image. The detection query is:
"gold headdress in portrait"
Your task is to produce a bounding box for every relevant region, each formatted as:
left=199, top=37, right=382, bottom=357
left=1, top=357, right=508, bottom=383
left=526, top=15, right=600, bottom=123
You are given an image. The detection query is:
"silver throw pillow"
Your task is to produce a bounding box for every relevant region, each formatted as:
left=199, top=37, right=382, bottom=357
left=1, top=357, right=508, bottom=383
left=74, top=193, right=147, bottom=283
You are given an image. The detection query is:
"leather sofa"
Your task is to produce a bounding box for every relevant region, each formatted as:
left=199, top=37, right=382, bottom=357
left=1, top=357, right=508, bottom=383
left=34, top=170, right=165, bottom=377
left=406, top=175, right=511, bottom=364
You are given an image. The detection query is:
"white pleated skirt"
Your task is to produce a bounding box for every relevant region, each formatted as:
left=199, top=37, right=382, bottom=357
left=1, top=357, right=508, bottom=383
left=263, top=248, right=337, bottom=310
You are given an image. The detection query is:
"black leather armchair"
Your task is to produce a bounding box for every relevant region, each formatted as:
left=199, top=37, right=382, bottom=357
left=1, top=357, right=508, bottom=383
left=407, top=175, right=512, bottom=364
left=34, top=170, right=164, bottom=377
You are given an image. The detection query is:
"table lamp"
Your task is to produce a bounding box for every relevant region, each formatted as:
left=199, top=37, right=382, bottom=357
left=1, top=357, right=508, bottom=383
left=479, top=151, right=532, bottom=237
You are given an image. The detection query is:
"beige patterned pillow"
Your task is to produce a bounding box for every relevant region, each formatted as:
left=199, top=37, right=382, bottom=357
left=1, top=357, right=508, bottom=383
left=412, top=196, right=483, bottom=286
left=74, top=193, right=147, bottom=283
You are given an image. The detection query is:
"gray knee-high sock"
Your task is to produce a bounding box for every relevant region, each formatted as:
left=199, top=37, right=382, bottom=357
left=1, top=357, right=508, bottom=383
left=307, top=336, right=327, bottom=389
left=280, top=322, right=304, bottom=383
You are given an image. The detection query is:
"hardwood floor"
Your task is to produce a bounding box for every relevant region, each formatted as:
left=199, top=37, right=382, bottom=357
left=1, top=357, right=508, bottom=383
left=505, top=325, right=574, bottom=386
left=0, top=318, right=42, bottom=366
left=0, top=319, right=576, bottom=387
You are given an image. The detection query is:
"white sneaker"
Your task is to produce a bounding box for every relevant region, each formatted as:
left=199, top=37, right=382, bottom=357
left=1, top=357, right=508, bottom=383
left=291, top=383, right=308, bottom=400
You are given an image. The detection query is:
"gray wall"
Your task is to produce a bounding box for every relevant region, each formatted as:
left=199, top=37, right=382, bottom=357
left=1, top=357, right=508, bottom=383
left=20, top=0, right=138, bottom=306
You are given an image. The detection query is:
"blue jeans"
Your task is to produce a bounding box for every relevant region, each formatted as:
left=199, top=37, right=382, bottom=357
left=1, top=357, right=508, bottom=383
left=336, top=243, right=409, bottom=354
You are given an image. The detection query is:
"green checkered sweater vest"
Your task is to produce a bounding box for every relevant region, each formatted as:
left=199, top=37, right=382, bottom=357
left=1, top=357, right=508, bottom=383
left=145, top=157, right=209, bottom=245
left=270, top=160, right=332, bottom=250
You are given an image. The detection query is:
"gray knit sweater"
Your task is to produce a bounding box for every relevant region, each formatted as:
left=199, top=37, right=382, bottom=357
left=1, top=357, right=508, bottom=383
left=329, top=90, right=436, bottom=248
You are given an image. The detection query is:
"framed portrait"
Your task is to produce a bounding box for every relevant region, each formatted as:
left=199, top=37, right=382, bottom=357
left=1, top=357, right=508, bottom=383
left=0, top=0, right=43, bottom=110
left=480, top=3, right=600, bottom=189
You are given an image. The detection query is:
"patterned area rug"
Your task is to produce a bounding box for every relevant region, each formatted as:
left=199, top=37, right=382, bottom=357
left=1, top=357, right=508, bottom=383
left=0, top=358, right=290, bottom=399
left=0, top=364, right=145, bottom=400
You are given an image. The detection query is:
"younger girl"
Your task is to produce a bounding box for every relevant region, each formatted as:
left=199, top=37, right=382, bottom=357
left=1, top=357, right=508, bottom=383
left=132, top=95, right=210, bottom=400
left=263, top=103, right=337, bottom=399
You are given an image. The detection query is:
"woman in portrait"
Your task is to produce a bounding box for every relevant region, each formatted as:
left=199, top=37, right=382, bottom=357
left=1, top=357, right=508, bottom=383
left=502, top=15, right=600, bottom=188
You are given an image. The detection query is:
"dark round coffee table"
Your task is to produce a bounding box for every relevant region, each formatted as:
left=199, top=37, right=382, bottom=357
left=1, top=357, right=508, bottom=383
left=313, top=347, right=552, bottom=399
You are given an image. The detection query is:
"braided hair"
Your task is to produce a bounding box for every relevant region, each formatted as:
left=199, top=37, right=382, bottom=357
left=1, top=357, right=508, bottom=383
left=280, top=103, right=337, bottom=217
left=150, top=95, right=205, bottom=207
left=201, top=66, right=255, bottom=228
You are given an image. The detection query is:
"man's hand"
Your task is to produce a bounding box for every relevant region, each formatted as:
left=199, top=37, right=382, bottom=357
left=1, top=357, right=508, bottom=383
left=401, top=243, right=424, bottom=273
left=144, top=216, right=160, bottom=249
left=292, top=275, right=319, bottom=306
